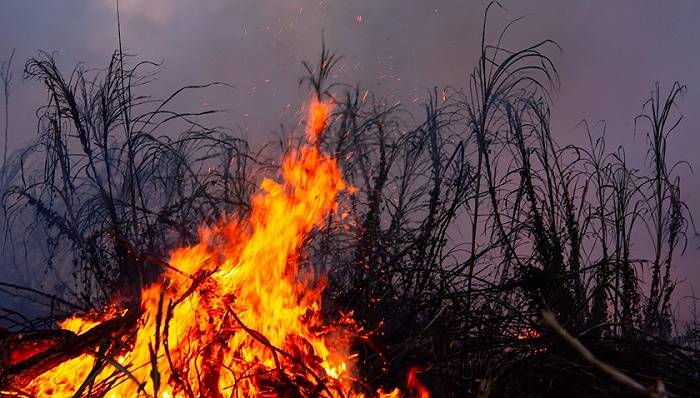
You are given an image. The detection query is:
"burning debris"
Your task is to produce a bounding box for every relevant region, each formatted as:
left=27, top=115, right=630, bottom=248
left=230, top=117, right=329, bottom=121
left=0, top=99, right=428, bottom=398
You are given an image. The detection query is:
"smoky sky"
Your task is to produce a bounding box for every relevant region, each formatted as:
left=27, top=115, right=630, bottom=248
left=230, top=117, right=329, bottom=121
left=1, top=0, right=699, bottom=312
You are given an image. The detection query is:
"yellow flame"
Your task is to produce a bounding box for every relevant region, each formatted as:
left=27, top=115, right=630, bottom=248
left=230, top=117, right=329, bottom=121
left=20, top=96, right=411, bottom=398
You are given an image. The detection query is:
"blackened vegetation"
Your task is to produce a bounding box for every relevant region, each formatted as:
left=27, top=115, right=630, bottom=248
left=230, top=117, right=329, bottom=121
left=4, top=50, right=259, bottom=311
left=1, top=5, right=699, bottom=397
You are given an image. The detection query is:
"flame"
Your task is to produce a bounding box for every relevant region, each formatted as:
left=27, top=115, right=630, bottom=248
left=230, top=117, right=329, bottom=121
left=406, top=368, right=430, bottom=398
left=306, top=97, right=334, bottom=142
left=17, top=97, right=424, bottom=397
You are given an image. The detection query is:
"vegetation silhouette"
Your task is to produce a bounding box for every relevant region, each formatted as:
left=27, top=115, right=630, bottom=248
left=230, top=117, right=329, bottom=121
left=1, top=3, right=699, bottom=397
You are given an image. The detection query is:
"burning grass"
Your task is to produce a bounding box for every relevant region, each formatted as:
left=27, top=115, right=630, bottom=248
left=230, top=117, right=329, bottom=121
left=1, top=100, right=429, bottom=397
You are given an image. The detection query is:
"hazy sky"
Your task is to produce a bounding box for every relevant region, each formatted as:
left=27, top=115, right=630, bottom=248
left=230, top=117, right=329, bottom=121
left=1, top=0, right=699, bottom=312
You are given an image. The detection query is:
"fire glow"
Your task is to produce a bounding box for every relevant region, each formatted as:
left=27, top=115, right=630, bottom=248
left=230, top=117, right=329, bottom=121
left=10, top=98, right=428, bottom=397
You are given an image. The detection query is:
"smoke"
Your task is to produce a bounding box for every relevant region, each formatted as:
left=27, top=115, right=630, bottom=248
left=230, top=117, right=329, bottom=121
left=0, top=0, right=699, bottom=314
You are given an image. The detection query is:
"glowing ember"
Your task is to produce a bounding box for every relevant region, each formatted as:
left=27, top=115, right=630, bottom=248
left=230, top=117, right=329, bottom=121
left=514, top=327, right=541, bottom=340
left=12, top=96, right=426, bottom=397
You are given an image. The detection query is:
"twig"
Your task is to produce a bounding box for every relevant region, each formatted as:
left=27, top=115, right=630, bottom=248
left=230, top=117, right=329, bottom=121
left=541, top=310, right=667, bottom=398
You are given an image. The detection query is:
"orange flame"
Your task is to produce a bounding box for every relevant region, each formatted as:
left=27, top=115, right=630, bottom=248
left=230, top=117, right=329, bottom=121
left=406, top=368, right=430, bottom=398
left=17, top=97, right=425, bottom=398
left=306, top=97, right=334, bottom=142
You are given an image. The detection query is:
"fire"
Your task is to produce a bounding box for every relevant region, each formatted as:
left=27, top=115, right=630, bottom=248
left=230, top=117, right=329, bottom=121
left=513, top=327, right=541, bottom=340
left=13, top=97, right=426, bottom=397
left=306, top=97, right=333, bottom=143
left=406, top=368, right=430, bottom=398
